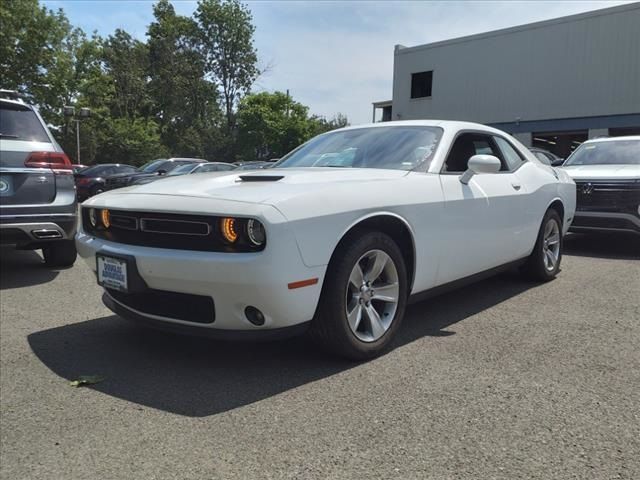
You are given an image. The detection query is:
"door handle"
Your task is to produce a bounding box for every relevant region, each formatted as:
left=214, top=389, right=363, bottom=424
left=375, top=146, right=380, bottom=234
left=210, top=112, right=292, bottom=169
left=511, top=183, right=522, bottom=191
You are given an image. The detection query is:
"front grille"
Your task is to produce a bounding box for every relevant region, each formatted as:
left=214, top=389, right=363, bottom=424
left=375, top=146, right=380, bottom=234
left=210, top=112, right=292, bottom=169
left=107, top=288, right=215, bottom=324
left=82, top=208, right=264, bottom=252
left=139, top=217, right=210, bottom=236
left=575, top=180, right=640, bottom=215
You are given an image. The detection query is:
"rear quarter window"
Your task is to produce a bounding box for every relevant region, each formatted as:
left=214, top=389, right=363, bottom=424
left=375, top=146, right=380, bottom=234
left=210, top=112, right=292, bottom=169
left=0, top=103, right=50, bottom=142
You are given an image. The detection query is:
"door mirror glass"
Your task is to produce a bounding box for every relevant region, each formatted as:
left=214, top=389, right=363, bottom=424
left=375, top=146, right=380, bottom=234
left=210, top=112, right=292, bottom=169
left=459, top=155, right=501, bottom=184
left=157, top=169, right=167, bottom=175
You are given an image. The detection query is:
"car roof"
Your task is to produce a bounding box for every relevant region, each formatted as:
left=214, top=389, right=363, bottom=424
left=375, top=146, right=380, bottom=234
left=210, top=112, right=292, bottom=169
left=0, top=98, right=34, bottom=110
left=85, top=163, right=133, bottom=167
left=334, top=119, right=509, bottom=136
left=167, top=158, right=207, bottom=162
left=581, top=136, right=640, bottom=144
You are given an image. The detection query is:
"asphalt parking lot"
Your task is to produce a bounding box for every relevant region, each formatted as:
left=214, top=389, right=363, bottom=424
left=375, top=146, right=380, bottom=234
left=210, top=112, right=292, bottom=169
left=1, top=234, right=639, bottom=479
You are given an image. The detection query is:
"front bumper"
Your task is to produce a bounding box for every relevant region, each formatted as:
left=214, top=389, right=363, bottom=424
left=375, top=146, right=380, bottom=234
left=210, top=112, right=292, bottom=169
left=76, top=226, right=326, bottom=332
left=570, top=211, right=640, bottom=234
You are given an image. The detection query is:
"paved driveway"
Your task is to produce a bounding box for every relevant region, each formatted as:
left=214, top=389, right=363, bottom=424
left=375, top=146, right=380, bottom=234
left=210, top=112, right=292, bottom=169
left=1, top=234, right=639, bottom=479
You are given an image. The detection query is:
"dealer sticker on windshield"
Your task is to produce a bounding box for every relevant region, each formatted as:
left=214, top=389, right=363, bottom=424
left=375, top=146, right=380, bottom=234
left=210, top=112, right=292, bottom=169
left=97, top=255, right=128, bottom=292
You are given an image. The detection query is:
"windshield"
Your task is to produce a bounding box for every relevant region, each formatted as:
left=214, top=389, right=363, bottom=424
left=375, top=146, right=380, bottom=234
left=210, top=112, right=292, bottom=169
left=167, top=163, right=196, bottom=176
left=137, top=159, right=167, bottom=173
left=564, top=140, right=639, bottom=166
left=275, top=126, right=443, bottom=171
left=76, top=165, right=106, bottom=176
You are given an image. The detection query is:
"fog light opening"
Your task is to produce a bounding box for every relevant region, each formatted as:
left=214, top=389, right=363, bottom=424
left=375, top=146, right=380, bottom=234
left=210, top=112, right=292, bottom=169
left=245, top=306, right=265, bottom=326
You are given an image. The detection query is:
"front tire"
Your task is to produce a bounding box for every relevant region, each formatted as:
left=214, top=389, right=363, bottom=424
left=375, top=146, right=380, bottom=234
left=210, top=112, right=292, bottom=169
left=310, top=230, right=408, bottom=360
left=42, top=240, right=77, bottom=268
left=522, top=209, right=563, bottom=281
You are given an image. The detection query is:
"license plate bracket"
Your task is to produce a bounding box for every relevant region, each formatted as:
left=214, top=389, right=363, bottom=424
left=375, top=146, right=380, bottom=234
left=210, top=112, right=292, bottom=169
left=97, top=254, right=129, bottom=292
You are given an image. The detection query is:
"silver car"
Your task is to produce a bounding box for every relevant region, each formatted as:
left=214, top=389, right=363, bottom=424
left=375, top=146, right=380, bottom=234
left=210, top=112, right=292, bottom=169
left=0, top=90, right=77, bottom=266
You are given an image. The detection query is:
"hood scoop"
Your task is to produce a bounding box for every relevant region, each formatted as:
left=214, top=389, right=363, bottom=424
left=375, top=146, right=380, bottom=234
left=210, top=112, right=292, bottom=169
left=238, top=174, right=284, bottom=182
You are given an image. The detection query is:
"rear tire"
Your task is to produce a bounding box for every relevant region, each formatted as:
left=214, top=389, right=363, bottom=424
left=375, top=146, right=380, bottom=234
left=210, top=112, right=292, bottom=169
left=90, top=185, right=104, bottom=197
left=310, top=230, right=408, bottom=360
left=522, top=209, right=563, bottom=281
left=42, top=240, right=77, bottom=268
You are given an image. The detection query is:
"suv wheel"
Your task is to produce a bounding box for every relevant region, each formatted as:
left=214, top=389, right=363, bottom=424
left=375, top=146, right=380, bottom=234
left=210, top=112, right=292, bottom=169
left=311, top=230, right=408, bottom=360
left=42, top=240, right=77, bottom=268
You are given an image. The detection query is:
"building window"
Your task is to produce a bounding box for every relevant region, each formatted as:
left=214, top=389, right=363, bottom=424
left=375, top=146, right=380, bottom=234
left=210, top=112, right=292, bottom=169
left=411, top=71, right=433, bottom=99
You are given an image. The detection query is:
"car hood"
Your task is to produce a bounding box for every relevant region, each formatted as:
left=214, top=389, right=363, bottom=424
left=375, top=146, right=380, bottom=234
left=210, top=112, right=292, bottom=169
left=100, top=168, right=410, bottom=205
left=561, top=164, right=640, bottom=180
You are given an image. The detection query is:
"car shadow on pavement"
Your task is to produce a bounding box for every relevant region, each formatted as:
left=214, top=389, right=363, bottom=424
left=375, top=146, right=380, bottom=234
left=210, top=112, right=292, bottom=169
left=563, top=232, right=640, bottom=260
left=0, top=247, right=58, bottom=290
left=28, top=271, right=536, bottom=417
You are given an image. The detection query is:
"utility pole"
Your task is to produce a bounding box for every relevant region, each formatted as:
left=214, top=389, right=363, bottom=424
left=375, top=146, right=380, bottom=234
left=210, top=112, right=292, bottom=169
left=64, top=106, right=91, bottom=164
left=75, top=119, right=81, bottom=164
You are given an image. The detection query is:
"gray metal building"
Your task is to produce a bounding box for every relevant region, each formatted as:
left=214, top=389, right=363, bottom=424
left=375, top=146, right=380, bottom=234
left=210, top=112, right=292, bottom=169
left=373, top=3, right=640, bottom=157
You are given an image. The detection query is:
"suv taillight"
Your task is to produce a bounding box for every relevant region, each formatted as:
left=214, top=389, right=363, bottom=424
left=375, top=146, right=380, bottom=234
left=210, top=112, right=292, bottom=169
left=25, top=152, right=73, bottom=174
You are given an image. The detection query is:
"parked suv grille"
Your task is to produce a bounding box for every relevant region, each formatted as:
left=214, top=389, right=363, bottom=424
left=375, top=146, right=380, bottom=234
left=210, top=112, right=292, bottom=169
left=81, top=208, right=264, bottom=252
left=575, top=180, right=640, bottom=215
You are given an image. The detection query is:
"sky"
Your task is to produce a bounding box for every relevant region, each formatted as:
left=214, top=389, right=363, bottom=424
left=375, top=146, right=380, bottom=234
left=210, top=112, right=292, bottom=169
left=42, top=0, right=632, bottom=125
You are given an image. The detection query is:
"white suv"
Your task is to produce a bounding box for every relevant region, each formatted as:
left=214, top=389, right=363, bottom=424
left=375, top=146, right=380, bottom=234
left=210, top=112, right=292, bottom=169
left=561, top=136, right=640, bottom=235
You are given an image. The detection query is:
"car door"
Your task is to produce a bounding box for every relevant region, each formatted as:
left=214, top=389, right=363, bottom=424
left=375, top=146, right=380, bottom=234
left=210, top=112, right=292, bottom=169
left=437, top=132, right=528, bottom=284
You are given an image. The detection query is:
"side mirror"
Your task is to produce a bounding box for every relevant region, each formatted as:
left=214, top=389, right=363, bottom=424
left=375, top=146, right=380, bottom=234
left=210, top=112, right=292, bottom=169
left=157, top=169, right=167, bottom=175
left=551, top=159, right=564, bottom=167
left=459, top=155, right=501, bottom=184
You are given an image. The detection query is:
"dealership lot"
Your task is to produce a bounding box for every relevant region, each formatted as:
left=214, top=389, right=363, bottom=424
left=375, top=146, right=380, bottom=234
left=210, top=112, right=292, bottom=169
left=1, top=234, right=638, bottom=479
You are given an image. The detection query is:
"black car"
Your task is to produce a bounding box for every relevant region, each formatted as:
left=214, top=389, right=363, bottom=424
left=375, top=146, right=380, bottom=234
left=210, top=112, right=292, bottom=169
left=74, top=163, right=136, bottom=201
left=529, top=147, right=564, bottom=166
left=104, top=158, right=207, bottom=190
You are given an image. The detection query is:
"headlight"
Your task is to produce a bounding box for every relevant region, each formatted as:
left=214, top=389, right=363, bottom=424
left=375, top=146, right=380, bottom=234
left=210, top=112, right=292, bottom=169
left=89, top=208, right=98, bottom=227
left=220, top=217, right=266, bottom=249
left=101, top=209, right=111, bottom=228
left=246, top=219, right=266, bottom=246
left=220, top=217, right=238, bottom=243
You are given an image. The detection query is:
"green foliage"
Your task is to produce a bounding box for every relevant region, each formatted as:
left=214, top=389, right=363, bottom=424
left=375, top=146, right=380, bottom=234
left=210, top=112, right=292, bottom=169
left=0, top=0, right=70, bottom=97
left=196, top=0, right=259, bottom=131
left=1, top=0, right=347, bottom=166
left=237, top=91, right=349, bottom=161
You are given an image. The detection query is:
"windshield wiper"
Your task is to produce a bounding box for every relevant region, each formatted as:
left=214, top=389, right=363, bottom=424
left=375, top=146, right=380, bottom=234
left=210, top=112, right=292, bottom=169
left=0, top=133, right=20, bottom=138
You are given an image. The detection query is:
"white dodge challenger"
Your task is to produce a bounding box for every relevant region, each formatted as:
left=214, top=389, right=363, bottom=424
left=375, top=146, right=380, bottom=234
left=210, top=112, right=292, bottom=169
left=77, top=121, right=576, bottom=359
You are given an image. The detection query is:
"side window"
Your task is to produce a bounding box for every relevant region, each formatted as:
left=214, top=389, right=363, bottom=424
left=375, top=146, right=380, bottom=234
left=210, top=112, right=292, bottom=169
left=494, top=136, right=525, bottom=171
left=444, top=133, right=503, bottom=172
left=533, top=151, right=551, bottom=165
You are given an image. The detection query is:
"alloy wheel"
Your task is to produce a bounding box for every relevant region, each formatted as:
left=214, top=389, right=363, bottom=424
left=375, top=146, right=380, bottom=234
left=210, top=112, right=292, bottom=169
left=345, top=249, right=400, bottom=342
left=542, top=219, right=561, bottom=271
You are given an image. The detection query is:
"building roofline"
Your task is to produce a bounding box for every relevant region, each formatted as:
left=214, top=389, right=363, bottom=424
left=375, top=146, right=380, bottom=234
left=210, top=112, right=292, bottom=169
left=372, top=100, right=392, bottom=108
left=395, top=2, right=640, bottom=56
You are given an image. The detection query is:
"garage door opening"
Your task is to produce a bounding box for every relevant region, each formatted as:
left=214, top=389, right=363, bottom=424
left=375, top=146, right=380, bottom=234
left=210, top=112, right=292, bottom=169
left=532, top=131, right=588, bottom=158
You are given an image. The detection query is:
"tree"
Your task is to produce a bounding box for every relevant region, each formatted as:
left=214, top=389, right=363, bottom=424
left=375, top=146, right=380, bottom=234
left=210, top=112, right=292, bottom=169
left=101, top=30, right=152, bottom=120
left=236, top=91, right=349, bottom=162
left=0, top=0, right=70, bottom=98
left=195, top=0, right=259, bottom=132
left=147, top=0, right=222, bottom=158
left=310, top=113, right=350, bottom=136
